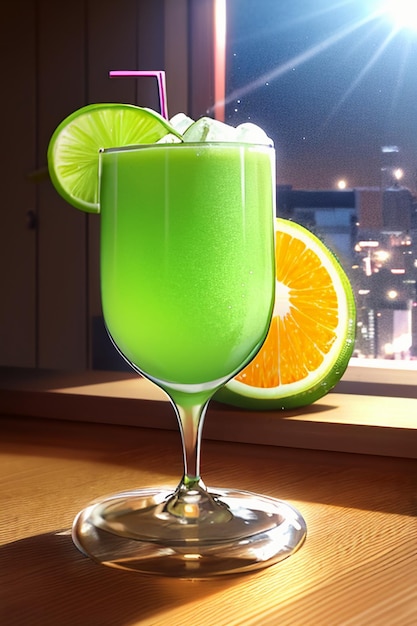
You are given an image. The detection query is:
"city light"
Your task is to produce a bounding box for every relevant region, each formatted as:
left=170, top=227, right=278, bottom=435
left=337, top=179, right=347, bottom=190
left=358, top=241, right=379, bottom=248
left=374, top=250, right=390, bottom=262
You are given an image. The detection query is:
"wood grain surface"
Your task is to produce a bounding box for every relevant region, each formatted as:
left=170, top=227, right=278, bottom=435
left=1, top=414, right=416, bottom=625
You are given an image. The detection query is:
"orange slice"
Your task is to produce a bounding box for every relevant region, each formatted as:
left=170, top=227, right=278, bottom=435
left=216, top=218, right=356, bottom=410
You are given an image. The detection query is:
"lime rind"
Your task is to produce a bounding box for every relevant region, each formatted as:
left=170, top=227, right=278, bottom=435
left=215, top=218, right=357, bottom=411
left=47, top=103, right=182, bottom=213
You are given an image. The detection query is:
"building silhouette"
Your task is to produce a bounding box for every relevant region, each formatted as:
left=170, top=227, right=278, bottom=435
left=277, top=184, right=417, bottom=359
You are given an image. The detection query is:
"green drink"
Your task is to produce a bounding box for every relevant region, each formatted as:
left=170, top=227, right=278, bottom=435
left=100, top=142, right=275, bottom=392
left=48, top=102, right=306, bottom=576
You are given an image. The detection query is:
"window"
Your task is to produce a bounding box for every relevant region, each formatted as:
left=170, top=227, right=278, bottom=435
left=225, top=0, right=417, bottom=364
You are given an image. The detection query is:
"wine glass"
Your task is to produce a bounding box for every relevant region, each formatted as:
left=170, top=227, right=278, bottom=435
left=72, top=140, right=306, bottom=577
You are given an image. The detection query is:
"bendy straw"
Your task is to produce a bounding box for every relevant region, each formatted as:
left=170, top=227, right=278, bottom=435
left=109, top=70, right=168, bottom=120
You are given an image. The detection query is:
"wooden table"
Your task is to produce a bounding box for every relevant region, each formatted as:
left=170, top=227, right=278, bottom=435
left=1, top=413, right=416, bottom=625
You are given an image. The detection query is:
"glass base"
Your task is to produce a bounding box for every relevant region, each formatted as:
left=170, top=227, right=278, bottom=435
left=72, top=486, right=307, bottom=578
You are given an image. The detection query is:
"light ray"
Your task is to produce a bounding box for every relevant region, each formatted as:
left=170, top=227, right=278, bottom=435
left=322, top=27, right=398, bottom=128
left=219, top=11, right=378, bottom=111
left=231, top=1, right=361, bottom=48
left=389, top=36, right=414, bottom=114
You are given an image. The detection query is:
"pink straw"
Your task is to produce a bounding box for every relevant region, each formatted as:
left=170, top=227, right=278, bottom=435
left=109, top=70, right=168, bottom=120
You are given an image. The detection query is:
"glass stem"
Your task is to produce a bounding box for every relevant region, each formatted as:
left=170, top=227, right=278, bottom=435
left=163, top=389, right=233, bottom=524
left=172, top=392, right=211, bottom=489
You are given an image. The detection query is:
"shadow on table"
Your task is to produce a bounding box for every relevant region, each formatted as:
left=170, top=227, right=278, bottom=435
left=0, top=530, right=244, bottom=626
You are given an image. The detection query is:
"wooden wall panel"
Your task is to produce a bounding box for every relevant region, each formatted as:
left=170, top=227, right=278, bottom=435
left=164, top=0, right=189, bottom=117
left=188, top=0, right=215, bottom=119
left=136, top=1, right=166, bottom=111
left=87, top=0, right=138, bottom=105
left=0, top=0, right=217, bottom=371
left=37, top=0, right=88, bottom=369
left=0, top=2, right=37, bottom=367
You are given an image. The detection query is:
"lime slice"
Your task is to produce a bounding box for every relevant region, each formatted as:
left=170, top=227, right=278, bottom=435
left=47, top=103, right=182, bottom=213
left=215, top=218, right=356, bottom=410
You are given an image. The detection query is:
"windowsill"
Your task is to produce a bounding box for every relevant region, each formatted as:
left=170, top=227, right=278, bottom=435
left=0, top=365, right=416, bottom=459
left=337, top=357, right=417, bottom=398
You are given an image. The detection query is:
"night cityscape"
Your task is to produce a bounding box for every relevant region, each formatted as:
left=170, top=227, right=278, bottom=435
left=226, top=0, right=417, bottom=361
left=277, top=161, right=417, bottom=359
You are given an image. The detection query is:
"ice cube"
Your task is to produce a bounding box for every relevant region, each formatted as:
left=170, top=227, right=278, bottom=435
left=169, top=112, right=195, bottom=134
left=183, top=117, right=238, bottom=142
left=156, top=133, right=182, bottom=144
left=235, top=122, right=273, bottom=146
